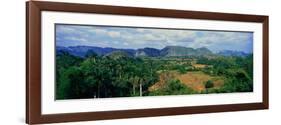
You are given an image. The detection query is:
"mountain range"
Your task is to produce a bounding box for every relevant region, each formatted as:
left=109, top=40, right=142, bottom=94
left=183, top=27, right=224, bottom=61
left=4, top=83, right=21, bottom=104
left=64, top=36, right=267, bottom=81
left=56, top=45, right=250, bottom=58
left=217, top=50, right=249, bottom=57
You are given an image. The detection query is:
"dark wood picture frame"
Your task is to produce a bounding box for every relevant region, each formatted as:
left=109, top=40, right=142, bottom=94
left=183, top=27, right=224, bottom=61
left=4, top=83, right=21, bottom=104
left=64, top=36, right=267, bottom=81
left=26, top=1, right=269, bottom=124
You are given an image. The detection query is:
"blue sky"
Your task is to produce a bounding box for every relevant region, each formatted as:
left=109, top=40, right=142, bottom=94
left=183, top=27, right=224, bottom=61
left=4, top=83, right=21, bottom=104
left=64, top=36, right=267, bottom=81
left=56, top=24, right=253, bottom=53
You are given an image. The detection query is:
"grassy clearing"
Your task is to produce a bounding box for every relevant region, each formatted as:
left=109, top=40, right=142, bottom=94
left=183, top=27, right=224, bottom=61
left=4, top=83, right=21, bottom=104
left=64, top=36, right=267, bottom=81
left=149, top=71, right=224, bottom=92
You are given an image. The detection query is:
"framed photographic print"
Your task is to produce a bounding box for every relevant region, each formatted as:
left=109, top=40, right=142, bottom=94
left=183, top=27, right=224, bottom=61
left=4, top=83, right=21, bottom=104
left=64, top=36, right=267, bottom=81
left=26, top=1, right=269, bottom=124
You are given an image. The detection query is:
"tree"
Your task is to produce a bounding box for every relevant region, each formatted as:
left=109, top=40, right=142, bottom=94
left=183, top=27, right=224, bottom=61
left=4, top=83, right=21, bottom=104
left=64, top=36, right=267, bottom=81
left=205, top=80, right=214, bottom=89
left=56, top=66, right=90, bottom=99
left=56, top=52, right=83, bottom=99
left=149, top=79, right=195, bottom=96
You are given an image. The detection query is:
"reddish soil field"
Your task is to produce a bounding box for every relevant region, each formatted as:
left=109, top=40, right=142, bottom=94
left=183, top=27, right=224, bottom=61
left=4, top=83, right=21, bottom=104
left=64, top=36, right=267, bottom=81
left=149, top=71, right=224, bottom=92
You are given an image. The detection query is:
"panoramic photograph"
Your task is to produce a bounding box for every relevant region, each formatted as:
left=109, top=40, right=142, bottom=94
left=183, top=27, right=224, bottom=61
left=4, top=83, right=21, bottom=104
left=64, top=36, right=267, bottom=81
left=55, top=24, right=253, bottom=100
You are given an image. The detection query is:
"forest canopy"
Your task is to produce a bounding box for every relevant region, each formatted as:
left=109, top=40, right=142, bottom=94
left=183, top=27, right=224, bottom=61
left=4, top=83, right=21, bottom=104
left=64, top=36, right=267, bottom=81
left=56, top=49, right=253, bottom=100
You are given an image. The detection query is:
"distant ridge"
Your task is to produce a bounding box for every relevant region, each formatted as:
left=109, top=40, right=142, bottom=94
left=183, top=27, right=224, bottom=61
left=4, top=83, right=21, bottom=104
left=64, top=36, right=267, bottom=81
left=160, top=46, right=212, bottom=57
left=217, top=50, right=250, bottom=57
left=57, top=45, right=250, bottom=58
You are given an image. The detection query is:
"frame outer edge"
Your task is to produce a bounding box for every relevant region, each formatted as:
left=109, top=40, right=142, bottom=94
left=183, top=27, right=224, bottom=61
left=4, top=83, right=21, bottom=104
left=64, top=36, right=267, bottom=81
left=26, top=1, right=269, bottom=124
left=25, top=1, right=29, bottom=124
left=27, top=1, right=42, bottom=124
left=262, top=16, right=269, bottom=109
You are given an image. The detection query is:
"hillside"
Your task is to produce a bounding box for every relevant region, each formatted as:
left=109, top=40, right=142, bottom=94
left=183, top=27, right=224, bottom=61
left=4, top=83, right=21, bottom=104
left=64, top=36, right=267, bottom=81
left=160, top=46, right=213, bottom=57
left=57, top=45, right=249, bottom=58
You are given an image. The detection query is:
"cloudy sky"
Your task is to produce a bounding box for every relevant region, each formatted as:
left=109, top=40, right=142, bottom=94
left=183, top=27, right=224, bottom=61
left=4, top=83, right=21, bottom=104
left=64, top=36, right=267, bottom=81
left=56, top=24, right=253, bottom=53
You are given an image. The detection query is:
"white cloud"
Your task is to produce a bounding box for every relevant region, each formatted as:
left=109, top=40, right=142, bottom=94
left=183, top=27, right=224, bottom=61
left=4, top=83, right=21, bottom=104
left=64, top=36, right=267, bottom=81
left=108, top=31, right=121, bottom=38
left=56, top=24, right=253, bottom=52
left=92, top=28, right=107, bottom=34
left=65, top=36, right=88, bottom=42
left=56, top=25, right=76, bottom=34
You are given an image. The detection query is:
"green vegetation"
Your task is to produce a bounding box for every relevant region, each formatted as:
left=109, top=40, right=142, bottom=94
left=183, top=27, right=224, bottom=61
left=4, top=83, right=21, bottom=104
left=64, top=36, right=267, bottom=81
left=149, top=79, right=196, bottom=96
left=56, top=51, right=253, bottom=100
left=205, top=80, right=214, bottom=89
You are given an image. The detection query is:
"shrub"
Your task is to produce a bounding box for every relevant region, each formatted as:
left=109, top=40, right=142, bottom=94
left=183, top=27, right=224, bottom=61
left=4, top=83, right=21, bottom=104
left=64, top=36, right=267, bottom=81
left=205, top=80, right=214, bottom=89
